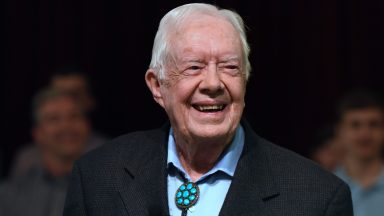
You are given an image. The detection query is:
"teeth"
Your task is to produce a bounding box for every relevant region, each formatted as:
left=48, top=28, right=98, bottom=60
left=196, top=105, right=224, bottom=111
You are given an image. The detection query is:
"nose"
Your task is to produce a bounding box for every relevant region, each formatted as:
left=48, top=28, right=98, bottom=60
left=199, top=64, right=224, bottom=96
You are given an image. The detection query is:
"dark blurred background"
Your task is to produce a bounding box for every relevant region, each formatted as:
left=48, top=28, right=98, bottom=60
left=2, top=0, right=384, bottom=177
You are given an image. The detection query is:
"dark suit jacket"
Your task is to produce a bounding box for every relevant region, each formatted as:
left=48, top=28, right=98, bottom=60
left=64, top=121, right=353, bottom=216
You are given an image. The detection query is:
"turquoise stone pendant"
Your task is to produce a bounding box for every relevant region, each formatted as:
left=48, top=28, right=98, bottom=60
left=175, top=182, right=199, bottom=210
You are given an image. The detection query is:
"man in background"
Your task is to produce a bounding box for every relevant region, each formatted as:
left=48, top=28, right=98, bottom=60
left=0, top=88, right=90, bottom=216
left=10, top=68, right=106, bottom=177
left=49, top=68, right=106, bottom=150
left=50, top=67, right=96, bottom=114
left=335, top=90, right=384, bottom=216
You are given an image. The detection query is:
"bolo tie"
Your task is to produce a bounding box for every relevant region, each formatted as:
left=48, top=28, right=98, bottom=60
left=175, top=181, right=200, bottom=216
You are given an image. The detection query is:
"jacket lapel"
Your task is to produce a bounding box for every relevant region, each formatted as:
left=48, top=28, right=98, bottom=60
left=117, top=126, right=170, bottom=216
left=219, top=120, right=280, bottom=216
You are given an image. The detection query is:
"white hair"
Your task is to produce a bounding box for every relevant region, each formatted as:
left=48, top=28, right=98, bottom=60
left=149, top=3, right=251, bottom=80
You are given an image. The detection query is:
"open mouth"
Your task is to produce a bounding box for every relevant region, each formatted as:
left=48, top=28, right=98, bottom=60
left=192, top=104, right=227, bottom=113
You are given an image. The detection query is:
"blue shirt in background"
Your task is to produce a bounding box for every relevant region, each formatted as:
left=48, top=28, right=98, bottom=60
left=335, top=167, right=384, bottom=216
left=167, top=125, right=245, bottom=216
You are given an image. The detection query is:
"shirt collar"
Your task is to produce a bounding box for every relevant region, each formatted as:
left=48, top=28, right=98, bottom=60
left=167, top=125, right=245, bottom=182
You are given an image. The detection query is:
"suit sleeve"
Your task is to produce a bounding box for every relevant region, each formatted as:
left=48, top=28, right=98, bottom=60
left=324, top=182, right=354, bottom=216
left=64, top=163, right=87, bottom=216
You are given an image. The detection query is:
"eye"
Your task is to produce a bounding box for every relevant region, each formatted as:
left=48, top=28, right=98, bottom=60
left=225, top=65, right=239, bottom=70
left=349, top=120, right=361, bottom=130
left=188, top=65, right=202, bottom=70
left=220, top=64, right=241, bottom=76
left=183, top=65, right=204, bottom=75
left=369, top=120, right=383, bottom=129
left=45, top=115, right=60, bottom=124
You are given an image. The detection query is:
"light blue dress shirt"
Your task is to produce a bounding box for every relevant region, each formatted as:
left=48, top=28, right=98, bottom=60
left=335, top=167, right=384, bottom=216
left=167, top=125, right=245, bottom=216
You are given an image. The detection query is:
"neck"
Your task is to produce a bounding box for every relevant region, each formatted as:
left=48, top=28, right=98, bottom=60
left=174, top=132, right=234, bottom=182
left=42, top=152, right=76, bottom=177
left=344, top=155, right=383, bottom=188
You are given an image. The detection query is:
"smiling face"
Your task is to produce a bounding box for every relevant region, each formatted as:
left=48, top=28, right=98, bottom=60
left=146, top=15, right=246, bottom=145
left=33, top=96, right=90, bottom=161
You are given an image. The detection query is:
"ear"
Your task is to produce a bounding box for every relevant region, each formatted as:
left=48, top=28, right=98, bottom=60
left=145, top=69, right=165, bottom=108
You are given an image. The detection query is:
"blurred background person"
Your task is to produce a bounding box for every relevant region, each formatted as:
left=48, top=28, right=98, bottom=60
left=49, top=67, right=107, bottom=150
left=10, top=67, right=106, bottom=178
left=310, top=124, right=344, bottom=171
left=50, top=66, right=96, bottom=114
left=334, top=90, right=384, bottom=216
left=0, top=88, right=91, bottom=216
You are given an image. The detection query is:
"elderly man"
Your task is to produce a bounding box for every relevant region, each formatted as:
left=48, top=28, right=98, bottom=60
left=64, top=3, right=353, bottom=216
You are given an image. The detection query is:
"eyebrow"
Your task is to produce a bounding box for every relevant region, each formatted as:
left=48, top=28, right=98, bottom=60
left=179, top=56, right=241, bottom=63
left=218, top=57, right=241, bottom=63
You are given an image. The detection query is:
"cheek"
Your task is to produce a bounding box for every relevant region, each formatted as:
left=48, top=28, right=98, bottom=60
left=159, top=86, right=187, bottom=120
left=34, top=129, right=45, bottom=144
left=338, top=129, right=354, bottom=146
left=372, top=130, right=384, bottom=143
left=36, top=127, right=56, bottom=147
left=75, top=122, right=89, bottom=135
left=163, top=79, right=199, bottom=105
left=224, top=79, right=246, bottom=102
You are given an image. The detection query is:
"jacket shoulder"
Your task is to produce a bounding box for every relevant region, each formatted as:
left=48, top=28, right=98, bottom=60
left=261, top=138, right=343, bottom=185
left=257, top=137, right=351, bottom=212
left=75, top=127, right=167, bottom=172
